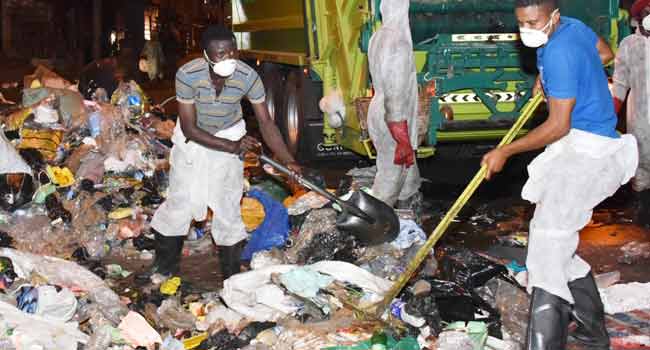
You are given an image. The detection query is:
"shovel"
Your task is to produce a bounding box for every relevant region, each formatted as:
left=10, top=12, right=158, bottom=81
left=259, top=155, right=400, bottom=245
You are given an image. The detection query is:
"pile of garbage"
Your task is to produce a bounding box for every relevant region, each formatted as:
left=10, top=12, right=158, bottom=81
left=1, top=65, right=649, bottom=350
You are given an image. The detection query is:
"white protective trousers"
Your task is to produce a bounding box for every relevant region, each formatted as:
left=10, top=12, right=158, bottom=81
left=367, top=0, right=421, bottom=206
left=523, top=129, right=638, bottom=303
left=150, top=120, right=248, bottom=246
left=613, top=32, right=650, bottom=191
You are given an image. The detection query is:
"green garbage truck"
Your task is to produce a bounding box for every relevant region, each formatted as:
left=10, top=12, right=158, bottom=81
left=230, top=0, right=628, bottom=161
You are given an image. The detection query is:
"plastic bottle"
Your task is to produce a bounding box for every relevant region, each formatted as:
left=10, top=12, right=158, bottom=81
left=88, top=111, right=102, bottom=138
left=390, top=300, right=426, bottom=328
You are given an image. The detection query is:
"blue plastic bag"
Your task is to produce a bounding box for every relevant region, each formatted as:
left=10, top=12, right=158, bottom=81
left=241, top=189, right=290, bottom=261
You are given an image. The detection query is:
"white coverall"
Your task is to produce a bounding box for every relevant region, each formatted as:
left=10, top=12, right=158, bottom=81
left=150, top=121, right=248, bottom=246
left=523, top=129, right=638, bottom=303
left=367, top=0, right=421, bottom=206
left=613, top=31, right=650, bottom=191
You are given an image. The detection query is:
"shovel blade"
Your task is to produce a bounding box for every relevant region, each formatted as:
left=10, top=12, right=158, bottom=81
left=336, top=190, right=400, bottom=246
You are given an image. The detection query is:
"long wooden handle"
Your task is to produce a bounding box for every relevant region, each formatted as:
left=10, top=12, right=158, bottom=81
left=374, top=93, right=544, bottom=314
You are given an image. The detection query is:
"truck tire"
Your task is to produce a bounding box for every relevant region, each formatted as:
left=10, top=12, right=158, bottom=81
left=259, top=63, right=285, bottom=122
left=280, top=70, right=307, bottom=158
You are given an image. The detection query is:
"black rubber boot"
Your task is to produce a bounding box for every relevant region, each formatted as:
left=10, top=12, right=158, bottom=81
left=637, top=190, right=650, bottom=229
left=219, top=240, right=245, bottom=280
left=526, top=287, right=571, bottom=350
left=568, top=273, right=610, bottom=349
left=136, top=230, right=184, bottom=282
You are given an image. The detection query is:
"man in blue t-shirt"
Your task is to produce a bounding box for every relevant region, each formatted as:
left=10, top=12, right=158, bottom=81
left=482, top=0, right=639, bottom=349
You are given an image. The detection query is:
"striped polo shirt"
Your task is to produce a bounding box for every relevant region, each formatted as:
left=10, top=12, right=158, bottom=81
left=175, top=58, right=265, bottom=134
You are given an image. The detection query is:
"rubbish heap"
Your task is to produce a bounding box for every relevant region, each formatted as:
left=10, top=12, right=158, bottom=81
left=0, top=65, right=648, bottom=350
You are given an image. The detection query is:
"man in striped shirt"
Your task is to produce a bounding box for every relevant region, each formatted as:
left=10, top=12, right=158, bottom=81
left=142, top=26, right=300, bottom=281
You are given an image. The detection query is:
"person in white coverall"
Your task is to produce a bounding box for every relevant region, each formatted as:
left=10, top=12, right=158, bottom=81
left=367, top=0, right=421, bottom=208
left=613, top=0, right=650, bottom=228
left=482, top=0, right=638, bottom=349
left=139, top=26, right=300, bottom=281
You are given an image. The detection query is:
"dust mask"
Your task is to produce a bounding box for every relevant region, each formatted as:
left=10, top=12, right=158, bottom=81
left=204, top=50, right=237, bottom=77
left=519, top=9, right=558, bottom=48
left=643, top=15, right=650, bottom=31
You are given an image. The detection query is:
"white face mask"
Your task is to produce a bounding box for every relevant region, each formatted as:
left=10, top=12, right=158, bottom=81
left=519, top=9, right=558, bottom=48
left=204, top=50, right=237, bottom=77
left=643, top=15, right=650, bottom=31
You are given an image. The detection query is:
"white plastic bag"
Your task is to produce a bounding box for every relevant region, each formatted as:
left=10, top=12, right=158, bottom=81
left=0, top=248, right=128, bottom=324
left=0, top=299, right=88, bottom=350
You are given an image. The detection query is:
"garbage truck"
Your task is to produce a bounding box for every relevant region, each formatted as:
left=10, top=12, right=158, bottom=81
left=230, top=0, right=627, bottom=162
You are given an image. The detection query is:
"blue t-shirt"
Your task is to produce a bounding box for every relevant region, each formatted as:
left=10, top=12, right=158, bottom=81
left=537, top=17, right=619, bottom=138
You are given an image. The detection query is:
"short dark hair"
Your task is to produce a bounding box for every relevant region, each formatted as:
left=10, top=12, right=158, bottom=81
left=515, top=0, right=558, bottom=9
left=201, top=25, right=236, bottom=51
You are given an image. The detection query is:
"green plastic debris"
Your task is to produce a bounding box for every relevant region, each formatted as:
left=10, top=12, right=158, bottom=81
left=445, top=321, right=488, bottom=350
left=32, top=183, right=57, bottom=204
left=322, top=335, right=419, bottom=350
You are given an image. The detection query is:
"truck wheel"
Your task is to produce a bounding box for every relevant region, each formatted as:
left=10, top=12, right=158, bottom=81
left=280, top=70, right=307, bottom=158
left=260, top=63, right=285, bottom=122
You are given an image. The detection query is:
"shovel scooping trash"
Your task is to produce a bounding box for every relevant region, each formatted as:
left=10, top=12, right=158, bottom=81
left=259, top=155, right=400, bottom=245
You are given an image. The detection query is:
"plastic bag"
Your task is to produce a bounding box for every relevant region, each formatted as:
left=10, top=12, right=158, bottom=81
left=157, top=298, right=196, bottom=330
left=285, top=208, right=359, bottom=265
left=435, top=331, right=475, bottom=350
left=85, top=325, right=113, bottom=350
left=76, top=151, right=106, bottom=184
left=439, top=247, right=509, bottom=290
left=241, top=196, right=266, bottom=232
left=0, top=248, right=128, bottom=324
left=0, top=299, right=89, bottom=350
left=241, top=189, right=290, bottom=261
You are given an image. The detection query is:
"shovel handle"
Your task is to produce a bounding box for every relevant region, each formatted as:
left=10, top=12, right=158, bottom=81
left=259, top=155, right=375, bottom=222
left=371, top=93, right=545, bottom=316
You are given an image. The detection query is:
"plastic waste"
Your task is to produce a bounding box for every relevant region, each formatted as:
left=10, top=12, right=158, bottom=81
left=435, top=331, right=475, bottom=350
left=391, top=219, right=426, bottom=250
left=600, top=282, right=650, bottom=314
left=241, top=189, right=290, bottom=260
left=445, top=321, right=488, bottom=350
left=0, top=248, right=128, bottom=324
left=157, top=298, right=197, bottom=330
left=162, top=336, right=185, bottom=350
left=160, top=276, right=181, bottom=295
left=322, top=335, right=420, bottom=350
left=105, top=264, right=131, bottom=279
left=279, top=267, right=334, bottom=299
left=88, top=110, right=102, bottom=138
left=118, top=311, right=163, bottom=348
left=33, top=183, right=57, bottom=204
left=241, top=196, right=266, bottom=232
left=0, top=299, right=89, bottom=350
left=196, top=302, right=245, bottom=332
left=250, top=249, right=285, bottom=270
left=35, top=285, right=78, bottom=321
left=45, top=166, right=75, bottom=187
left=85, top=325, right=113, bottom=350
left=594, top=270, right=621, bottom=289
left=439, top=246, right=509, bottom=290
left=389, top=300, right=426, bottom=328
left=371, top=331, right=388, bottom=350
left=285, top=208, right=360, bottom=265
